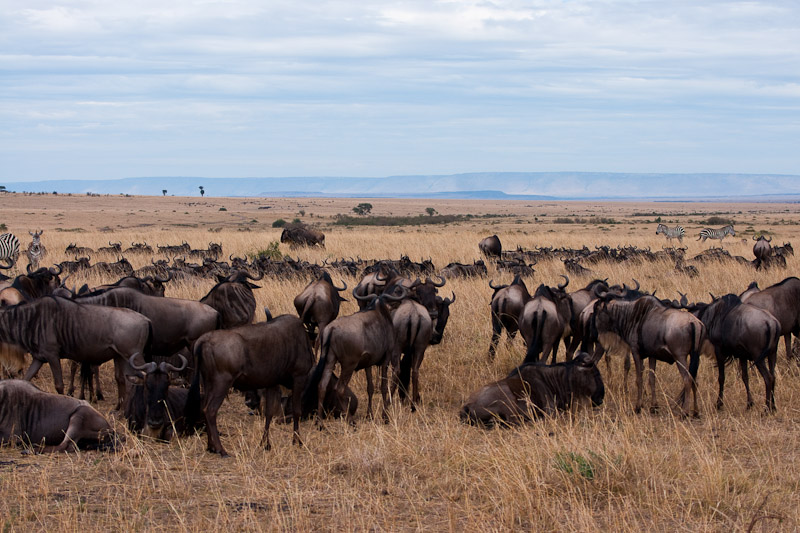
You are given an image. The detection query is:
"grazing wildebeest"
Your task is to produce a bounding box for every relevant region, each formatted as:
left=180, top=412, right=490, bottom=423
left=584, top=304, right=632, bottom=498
left=188, top=314, right=314, bottom=456
left=740, top=277, right=800, bottom=363
left=200, top=270, right=262, bottom=329
left=487, top=276, right=532, bottom=359
left=0, top=380, right=117, bottom=452
left=459, top=352, right=604, bottom=427
left=587, top=292, right=705, bottom=416
left=280, top=223, right=325, bottom=247
left=314, top=288, right=407, bottom=427
left=293, top=271, right=348, bottom=341
left=0, top=297, right=153, bottom=410
left=440, top=260, right=487, bottom=278
left=478, top=235, right=502, bottom=258
left=124, top=354, right=201, bottom=441
left=519, top=276, right=572, bottom=364
left=684, top=294, right=780, bottom=411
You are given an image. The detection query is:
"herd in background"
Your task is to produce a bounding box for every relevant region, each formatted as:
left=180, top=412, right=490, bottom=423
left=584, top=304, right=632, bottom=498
left=0, top=222, right=797, bottom=455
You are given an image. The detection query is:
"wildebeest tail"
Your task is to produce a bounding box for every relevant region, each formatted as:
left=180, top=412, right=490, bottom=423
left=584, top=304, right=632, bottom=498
left=756, top=320, right=780, bottom=365
left=301, top=328, right=331, bottom=409
left=184, top=341, right=205, bottom=432
left=688, top=322, right=701, bottom=380
left=523, top=310, right=546, bottom=364
left=397, top=317, right=421, bottom=399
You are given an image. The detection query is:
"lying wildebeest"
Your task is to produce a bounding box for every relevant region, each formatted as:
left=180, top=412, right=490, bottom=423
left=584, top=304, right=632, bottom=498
left=478, top=235, right=502, bottom=258
left=280, top=223, right=325, bottom=247
left=65, top=243, right=95, bottom=256
left=97, top=241, right=123, bottom=254
left=0, top=380, right=117, bottom=452
left=124, top=354, right=201, bottom=441
left=188, top=314, right=314, bottom=456
left=487, top=276, right=532, bottom=359
left=460, top=352, right=604, bottom=426
left=294, top=271, right=348, bottom=341
left=1, top=297, right=152, bottom=410
left=740, top=277, right=800, bottom=362
left=440, top=260, right=487, bottom=278
left=314, top=287, right=407, bottom=427
left=684, top=293, right=780, bottom=411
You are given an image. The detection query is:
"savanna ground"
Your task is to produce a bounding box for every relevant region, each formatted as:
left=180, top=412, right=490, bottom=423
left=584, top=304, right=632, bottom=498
left=1, top=193, right=800, bottom=531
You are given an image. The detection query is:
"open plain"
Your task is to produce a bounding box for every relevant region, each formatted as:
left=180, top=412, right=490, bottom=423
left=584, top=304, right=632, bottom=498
left=1, top=193, right=800, bottom=531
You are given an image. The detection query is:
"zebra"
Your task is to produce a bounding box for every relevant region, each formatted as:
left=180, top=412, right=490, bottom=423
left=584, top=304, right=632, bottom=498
left=697, top=225, right=735, bottom=245
left=25, top=230, right=47, bottom=271
left=0, top=233, right=20, bottom=268
left=655, top=223, right=685, bottom=243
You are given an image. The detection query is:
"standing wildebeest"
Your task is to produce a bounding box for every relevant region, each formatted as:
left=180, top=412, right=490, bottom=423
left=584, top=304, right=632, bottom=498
left=189, top=314, right=314, bottom=456
left=440, top=260, right=487, bottom=278
left=314, top=288, right=407, bottom=427
left=519, top=276, right=572, bottom=364
left=753, top=235, right=772, bottom=270
left=65, top=243, right=95, bottom=256
left=294, top=271, right=348, bottom=341
left=8, top=264, right=62, bottom=300
left=388, top=290, right=434, bottom=411
left=0, top=380, right=117, bottom=452
left=740, top=277, right=800, bottom=363
left=479, top=235, right=502, bottom=258
left=562, top=279, right=610, bottom=360
left=98, top=241, right=123, bottom=254
left=587, top=292, right=705, bottom=416
left=280, top=223, right=325, bottom=247
left=124, top=354, right=200, bottom=441
left=73, top=287, right=220, bottom=361
left=685, top=294, right=780, bottom=411
left=487, top=276, right=532, bottom=359
left=200, top=270, right=262, bottom=329
left=0, top=297, right=152, bottom=409
left=460, top=352, right=604, bottom=426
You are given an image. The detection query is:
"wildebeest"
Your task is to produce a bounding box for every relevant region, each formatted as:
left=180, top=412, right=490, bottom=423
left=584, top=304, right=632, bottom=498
left=519, top=276, right=572, bottom=364
left=459, top=352, right=604, bottom=426
left=0, top=297, right=152, bottom=410
left=65, top=243, right=95, bottom=256
left=487, top=276, right=532, bottom=359
left=93, top=271, right=172, bottom=297
left=586, top=291, right=705, bottom=416
left=684, top=294, right=780, bottom=411
left=200, top=270, right=262, bottom=329
left=8, top=264, right=62, bottom=300
left=389, top=293, right=433, bottom=411
left=188, top=314, right=314, bottom=456
left=86, top=257, right=134, bottom=278
left=293, top=271, right=348, bottom=341
left=98, top=241, right=123, bottom=254
left=280, top=223, right=325, bottom=247
left=562, top=279, right=610, bottom=360
left=752, top=235, right=773, bottom=270
left=440, top=260, right=487, bottom=278
left=430, top=291, right=455, bottom=345
left=314, top=288, right=407, bottom=426
left=124, top=354, right=200, bottom=441
left=740, top=277, right=800, bottom=363
left=478, top=235, right=502, bottom=258
left=0, top=380, right=117, bottom=452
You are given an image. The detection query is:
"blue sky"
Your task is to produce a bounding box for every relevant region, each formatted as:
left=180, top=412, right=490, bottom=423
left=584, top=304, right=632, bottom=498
left=1, top=0, right=798, bottom=181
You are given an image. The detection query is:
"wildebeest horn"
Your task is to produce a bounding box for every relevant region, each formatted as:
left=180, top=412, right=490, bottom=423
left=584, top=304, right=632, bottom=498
left=49, top=264, right=63, bottom=275
left=557, top=275, right=569, bottom=290
left=381, top=285, right=408, bottom=302
left=353, top=289, right=377, bottom=303
left=264, top=307, right=273, bottom=321
left=155, top=270, right=171, bottom=283
left=443, top=291, right=456, bottom=304
left=488, top=279, right=507, bottom=290
left=243, top=269, right=263, bottom=281
left=709, top=292, right=716, bottom=300
left=0, top=260, right=12, bottom=270
left=160, top=354, right=188, bottom=374
left=767, top=235, right=772, bottom=242
left=332, top=279, right=347, bottom=291
left=26, top=263, right=33, bottom=274
left=429, top=275, right=446, bottom=287
left=128, top=354, right=156, bottom=373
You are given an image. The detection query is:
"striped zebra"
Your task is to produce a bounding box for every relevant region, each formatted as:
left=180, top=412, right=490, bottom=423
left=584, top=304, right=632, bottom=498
left=697, top=225, right=735, bottom=245
left=0, top=233, right=20, bottom=268
left=655, top=223, right=685, bottom=243
left=25, top=230, right=47, bottom=271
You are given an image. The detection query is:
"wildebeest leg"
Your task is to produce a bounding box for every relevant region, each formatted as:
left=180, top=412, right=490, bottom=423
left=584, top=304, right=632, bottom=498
left=739, top=358, right=754, bottom=409
left=335, top=364, right=357, bottom=427
left=290, top=372, right=306, bottom=446
left=49, top=357, right=65, bottom=395
left=631, top=351, right=645, bottom=414
left=380, top=361, right=391, bottom=423
left=488, top=314, right=502, bottom=360
left=753, top=358, right=775, bottom=412
left=93, top=365, right=104, bottom=402
left=623, top=352, right=631, bottom=396
left=203, top=379, right=232, bottom=457
left=23, top=358, right=45, bottom=382
left=364, top=365, right=375, bottom=420
left=259, top=387, right=280, bottom=450
left=674, top=356, right=695, bottom=418
left=316, top=355, right=337, bottom=429
left=42, top=406, right=113, bottom=453
left=411, top=349, right=425, bottom=412
left=783, top=334, right=793, bottom=363
left=648, top=358, right=658, bottom=413
left=767, top=345, right=777, bottom=412
left=715, top=349, right=726, bottom=410
left=112, top=359, right=128, bottom=411
left=68, top=360, right=79, bottom=397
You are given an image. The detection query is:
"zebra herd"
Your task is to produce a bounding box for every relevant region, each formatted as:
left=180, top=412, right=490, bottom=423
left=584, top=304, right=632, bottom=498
left=656, top=223, right=736, bottom=245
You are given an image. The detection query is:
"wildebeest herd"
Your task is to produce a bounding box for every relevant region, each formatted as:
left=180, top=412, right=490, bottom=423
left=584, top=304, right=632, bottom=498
left=0, top=227, right=797, bottom=457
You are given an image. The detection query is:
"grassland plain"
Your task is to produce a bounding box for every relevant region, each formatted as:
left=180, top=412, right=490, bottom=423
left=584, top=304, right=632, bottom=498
left=1, top=193, right=800, bottom=531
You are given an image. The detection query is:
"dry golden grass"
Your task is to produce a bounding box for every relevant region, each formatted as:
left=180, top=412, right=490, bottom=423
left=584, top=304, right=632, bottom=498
left=1, top=194, right=800, bottom=531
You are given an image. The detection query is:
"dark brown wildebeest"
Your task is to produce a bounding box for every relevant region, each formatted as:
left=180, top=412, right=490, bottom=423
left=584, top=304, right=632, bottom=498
left=0, top=297, right=152, bottom=410
left=188, top=314, right=314, bottom=456
left=684, top=293, right=780, bottom=411
left=459, top=352, right=604, bottom=426
left=124, top=354, right=201, bottom=441
left=123, top=242, right=154, bottom=255
left=0, top=380, right=117, bottom=452
left=314, top=288, right=407, bottom=427
left=587, top=292, right=705, bottom=416
left=65, top=243, right=95, bottom=256
left=773, top=242, right=794, bottom=258
left=58, top=256, right=92, bottom=274
left=562, top=279, right=609, bottom=360
left=430, top=291, right=455, bottom=345
left=73, top=287, right=220, bottom=361
left=86, top=257, right=134, bottom=278
left=93, top=271, right=172, bottom=297
left=740, top=277, right=800, bottom=363
left=8, top=264, right=62, bottom=300
left=353, top=263, right=407, bottom=310
left=388, top=291, right=433, bottom=411
left=519, top=276, right=572, bottom=364
left=98, top=241, right=123, bottom=254
left=487, top=276, right=532, bottom=359
left=752, top=234, right=772, bottom=269
left=200, top=270, right=262, bottom=329
left=157, top=241, right=191, bottom=256
left=478, top=235, right=502, bottom=258
left=280, top=223, right=325, bottom=247
left=440, top=260, right=487, bottom=278
left=294, top=271, right=348, bottom=341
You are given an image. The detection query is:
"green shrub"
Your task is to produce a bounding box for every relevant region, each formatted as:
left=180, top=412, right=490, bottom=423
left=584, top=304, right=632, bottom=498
left=272, top=219, right=287, bottom=228
left=252, top=241, right=281, bottom=260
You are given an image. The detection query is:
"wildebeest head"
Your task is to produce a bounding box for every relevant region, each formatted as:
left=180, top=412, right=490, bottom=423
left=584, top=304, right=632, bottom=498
left=127, top=354, right=188, bottom=439
left=430, top=291, right=455, bottom=345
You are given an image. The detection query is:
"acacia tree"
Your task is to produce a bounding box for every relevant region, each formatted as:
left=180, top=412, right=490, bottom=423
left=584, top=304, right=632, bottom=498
left=162, top=189, right=167, bottom=196
left=352, top=202, right=372, bottom=216
left=426, top=207, right=437, bottom=216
